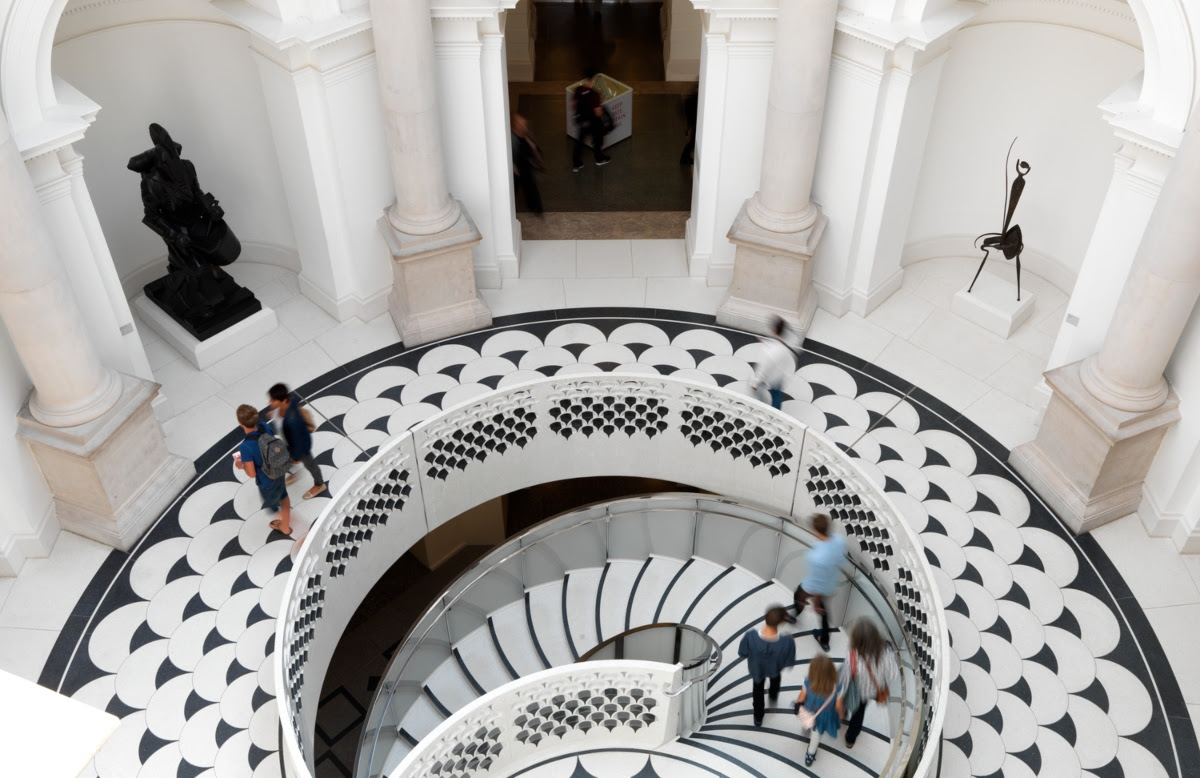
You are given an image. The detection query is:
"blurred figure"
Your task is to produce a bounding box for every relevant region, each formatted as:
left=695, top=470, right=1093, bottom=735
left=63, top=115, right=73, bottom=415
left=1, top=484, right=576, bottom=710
left=837, top=618, right=898, bottom=750
left=750, top=316, right=797, bottom=410
left=680, top=86, right=699, bottom=165
left=791, top=512, right=846, bottom=652
left=511, top=113, right=545, bottom=215
left=572, top=69, right=611, bottom=172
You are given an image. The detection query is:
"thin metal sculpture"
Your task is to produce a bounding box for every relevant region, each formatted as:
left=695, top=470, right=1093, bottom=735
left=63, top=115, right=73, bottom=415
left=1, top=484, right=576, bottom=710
left=969, top=138, right=1032, bottom=300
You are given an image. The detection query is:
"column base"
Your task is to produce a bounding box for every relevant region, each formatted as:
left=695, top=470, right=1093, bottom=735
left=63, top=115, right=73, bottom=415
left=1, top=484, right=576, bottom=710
left=716, top=200, right=827, bottom=339
left=379, top=204, right=493, bottom=347
left=16, top=374, right=196, bottom=551
left=1008, top=360, right=1180, bottom=535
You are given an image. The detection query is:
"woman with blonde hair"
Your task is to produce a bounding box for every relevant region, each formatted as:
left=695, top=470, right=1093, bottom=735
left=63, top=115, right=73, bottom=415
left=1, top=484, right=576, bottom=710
left=793, top=653, right=841, bottom=766
left=837, top=618, right=898, bottom=749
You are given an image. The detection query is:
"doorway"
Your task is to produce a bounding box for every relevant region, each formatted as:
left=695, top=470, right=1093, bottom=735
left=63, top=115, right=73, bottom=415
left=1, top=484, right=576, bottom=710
left=510, top=0, right=697, bottom=239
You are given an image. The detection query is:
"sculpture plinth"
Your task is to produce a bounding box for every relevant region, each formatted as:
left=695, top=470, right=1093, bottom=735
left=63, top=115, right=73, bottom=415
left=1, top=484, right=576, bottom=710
left=129, top=123, right=261, bottom=341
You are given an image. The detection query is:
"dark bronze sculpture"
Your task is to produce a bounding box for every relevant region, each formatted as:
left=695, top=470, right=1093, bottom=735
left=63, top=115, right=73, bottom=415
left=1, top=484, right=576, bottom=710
left=968, top=138, right=1031, bottom=301
left=129, top=124, right=260, bottom=340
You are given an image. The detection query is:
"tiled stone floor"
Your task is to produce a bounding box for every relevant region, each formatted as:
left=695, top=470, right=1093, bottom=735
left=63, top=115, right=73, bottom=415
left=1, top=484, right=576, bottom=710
left=28, top=312, right=1200, bottom=778
left=1, top=240, right=1198, bottom=775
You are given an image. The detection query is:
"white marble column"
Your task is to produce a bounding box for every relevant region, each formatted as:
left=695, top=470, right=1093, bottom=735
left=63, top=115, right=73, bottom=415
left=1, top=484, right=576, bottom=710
left=372, top=0, right=461, bottom=236
left=0, top=111, right=120, bottom=428
left=2, top=108, right=193, bottom=550
left=1079, top=108, right=1200, bottom=412
left=369, top=0, right=492, bottom=345
left=716, top=0, right=837, bottom=337
left=1010, top=104, right=1200, bottom=534
left=745, top=0, right=837, bottom=234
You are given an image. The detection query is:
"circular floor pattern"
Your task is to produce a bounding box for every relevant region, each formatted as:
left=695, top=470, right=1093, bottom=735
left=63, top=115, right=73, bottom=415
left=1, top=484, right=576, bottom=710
left=42, top=311, right=1197, bottom=778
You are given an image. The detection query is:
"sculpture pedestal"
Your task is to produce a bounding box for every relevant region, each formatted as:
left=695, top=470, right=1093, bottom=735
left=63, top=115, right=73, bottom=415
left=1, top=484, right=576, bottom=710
left=133, top=293, right=278, bottom=370
left=1009, top=360, right=1180, bottom=534
left=951, top=276, right=1035, bottom=338
left=380, top=206, right=492, bottom=347
left=143, top=266, right=262, bottom=341
left=16, top=374, right=195, bottom=551
left=716, top=200, right=827, bottom=338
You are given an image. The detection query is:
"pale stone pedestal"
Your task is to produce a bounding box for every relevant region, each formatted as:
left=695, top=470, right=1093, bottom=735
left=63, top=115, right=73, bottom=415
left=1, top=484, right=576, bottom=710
left=716, top=201, right=828, bottom=338
left=379, top=205, right=492, bottom=347
left=132, top=294, right=278, bottom=370
left=1009, top=360, right=1180, bottom=534
left=951, top=277, right=1036, bottom=338
left=16, top=374, right=195, bottom=551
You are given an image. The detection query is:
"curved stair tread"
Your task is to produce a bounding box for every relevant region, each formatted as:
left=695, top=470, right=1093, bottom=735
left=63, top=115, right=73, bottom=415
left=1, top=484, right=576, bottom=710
left=698, top=579, right=793, bottom=647
left=396, top=692, right=445, bottom=744
left=597, top=559, right=647, bottom=641
left=423, top=654, right=483, bottom=716
left=655, top=739, right=764, bottom=778
left=379, top=738, right=412, bottom=777
left=625, top=555, right=687, bottom=630
left=526, top=581, right=574, bottom=667
left=562, top=567, right=604, bottom=657
left=452, top=624, right=519, bottom=691
left=675, top=565, right=773, bottom=633
left=653, top=557, right=728, bottom=623
left=701, top=708, right=895, bottom=767
left=489, top=602, right=545, bottom=677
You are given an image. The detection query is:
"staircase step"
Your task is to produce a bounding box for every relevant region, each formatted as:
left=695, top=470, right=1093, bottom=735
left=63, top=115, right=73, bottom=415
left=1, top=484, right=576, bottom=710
left=685, top=727, right=880, bottom=778
left=655, top=557, right=730, bottom=623
left=489, top=601, right=545, bottom=676
left=423, top=654, right=482, bottom=716
left=396, top=692, right=444, bottom=744
left=526, top=582, right=574, bottom=667
left=626, top=556, right=686, bottom=628
left=453, top=625, right=518, bottom=690
left=598, top=560, right=647, bottom=640
left=563, top=567, right=604, bottom=657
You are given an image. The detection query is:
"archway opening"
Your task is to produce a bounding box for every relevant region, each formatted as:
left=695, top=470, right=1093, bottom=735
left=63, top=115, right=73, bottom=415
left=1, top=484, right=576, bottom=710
left=508, top=0, right=700, bottom=239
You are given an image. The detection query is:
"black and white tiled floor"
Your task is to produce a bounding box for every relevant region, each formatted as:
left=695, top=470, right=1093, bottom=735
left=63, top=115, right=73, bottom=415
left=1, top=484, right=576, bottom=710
left=38, top=310, right=1199, bottom=777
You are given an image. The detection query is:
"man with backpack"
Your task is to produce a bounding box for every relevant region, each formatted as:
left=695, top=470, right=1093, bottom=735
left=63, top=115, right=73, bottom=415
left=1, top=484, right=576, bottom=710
left=235, top=404, right=293, bottom=535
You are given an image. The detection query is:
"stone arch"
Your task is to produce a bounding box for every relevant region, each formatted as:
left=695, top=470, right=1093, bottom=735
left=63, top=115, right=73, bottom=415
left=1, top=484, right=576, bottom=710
left=1125, top=0, right=1196, bottom=128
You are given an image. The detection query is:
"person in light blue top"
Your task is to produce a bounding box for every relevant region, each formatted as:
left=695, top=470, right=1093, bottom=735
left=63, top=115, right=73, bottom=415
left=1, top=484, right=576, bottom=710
left=791, top=513, right=847, bottom=652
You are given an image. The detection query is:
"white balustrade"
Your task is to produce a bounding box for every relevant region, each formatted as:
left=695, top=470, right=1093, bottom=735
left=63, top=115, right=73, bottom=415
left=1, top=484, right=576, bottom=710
left=274, top=375, right=949, bottom=778
left=394, top=662, right=682, bottom=777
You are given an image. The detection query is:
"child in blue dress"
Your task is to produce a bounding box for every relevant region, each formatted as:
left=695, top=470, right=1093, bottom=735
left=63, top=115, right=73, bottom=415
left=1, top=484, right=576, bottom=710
left=793, top=653, right=841, bottom=766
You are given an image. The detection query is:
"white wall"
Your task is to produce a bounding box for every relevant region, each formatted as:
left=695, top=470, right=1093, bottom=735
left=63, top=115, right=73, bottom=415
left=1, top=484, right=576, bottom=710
left=52, top=21, right=298, bottom=295
left=905, top=23, right=1142, bottom=284
left=0, top=331, right=54, bottom=576
left=1149, top=301, right=1200, bottom=549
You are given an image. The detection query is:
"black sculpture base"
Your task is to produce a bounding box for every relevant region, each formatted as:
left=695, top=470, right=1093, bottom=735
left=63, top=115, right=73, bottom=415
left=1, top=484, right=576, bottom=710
left=144, top=267, right=262, bottom=342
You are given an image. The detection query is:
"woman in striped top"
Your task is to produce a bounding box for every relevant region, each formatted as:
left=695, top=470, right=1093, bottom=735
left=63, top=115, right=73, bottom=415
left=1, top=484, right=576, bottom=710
left=837, top=618, right=899, bottom=749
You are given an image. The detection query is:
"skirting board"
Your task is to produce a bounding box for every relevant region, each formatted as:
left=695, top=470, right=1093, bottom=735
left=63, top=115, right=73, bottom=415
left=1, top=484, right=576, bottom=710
left=0, top=501, right=59, bottom=577
left=902, top=234, right=1075, bottom=295
left=298, top=275, right=391, bottom=323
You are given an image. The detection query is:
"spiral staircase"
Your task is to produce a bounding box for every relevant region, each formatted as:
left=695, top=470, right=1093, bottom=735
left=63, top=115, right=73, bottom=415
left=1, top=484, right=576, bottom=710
left=361, top=496, right=910, bottom=778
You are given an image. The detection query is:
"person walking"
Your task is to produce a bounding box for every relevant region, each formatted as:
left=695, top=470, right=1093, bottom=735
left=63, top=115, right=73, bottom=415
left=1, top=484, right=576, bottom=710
left=837, top=618, right=899, bottom=750
left=793, top=653, right=842, bottom=767
left=750, top=316, right=796, bottom=410
left=791, top=513, right=846, bottom=652
left=737, top=606, right=796, bottom=727
left=268, top=383, right=326, bottom=500
left=511, top=112, right=545, bottom=215
left=571, top=69, right=611, bottom=172
left=234, top=404, right=293, bottom=535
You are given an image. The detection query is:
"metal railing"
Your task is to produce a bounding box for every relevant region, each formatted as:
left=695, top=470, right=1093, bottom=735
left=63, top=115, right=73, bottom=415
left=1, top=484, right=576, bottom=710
left=358, top=495, right=918, bottom=778
left=273, top=374, right=948, bottom=778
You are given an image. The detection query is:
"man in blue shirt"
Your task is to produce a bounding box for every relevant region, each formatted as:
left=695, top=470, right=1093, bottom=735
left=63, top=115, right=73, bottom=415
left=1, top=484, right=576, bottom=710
left=737, top=606, right=796, bottom=727
left=268, top=383, right=326, bottom=500
left=792, top=513, right=846, bottom=652
left=235, top=404, right=292, bottom=535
